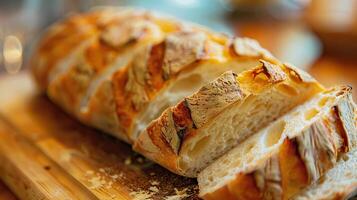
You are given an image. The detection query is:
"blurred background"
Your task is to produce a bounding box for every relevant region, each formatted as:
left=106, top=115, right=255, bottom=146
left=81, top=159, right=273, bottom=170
left=0, top=0, right=357, bottom=97
left=0, top=0, right=356, bottom=198
left=0, top=0, right=356, bottom=90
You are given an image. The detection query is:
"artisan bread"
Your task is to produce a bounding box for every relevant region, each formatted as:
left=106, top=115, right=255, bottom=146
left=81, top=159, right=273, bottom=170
left=198, top=86, right=356, bottom=200
left=133, top=60, right=323, bottom=177
left=291, top=149, right=357, bottom=200
left=31, top=7, right=275, bottom=143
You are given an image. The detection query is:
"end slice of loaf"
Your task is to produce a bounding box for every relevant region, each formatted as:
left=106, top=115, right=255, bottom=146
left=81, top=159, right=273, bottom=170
left=133, top=60, right=324, bottom=177
left=198, top=86, right=356, bottom=200
left=291, top=149, right=357, bottom=200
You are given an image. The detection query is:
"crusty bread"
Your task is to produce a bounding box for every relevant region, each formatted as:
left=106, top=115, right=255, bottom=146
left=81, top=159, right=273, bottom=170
left=133, top=60, right=323, bottom=177
left=198, top=86, right=356, bottom=199
left=291, top=149, right=357, bottom=200
left=31, top=7, right=275, bottom=143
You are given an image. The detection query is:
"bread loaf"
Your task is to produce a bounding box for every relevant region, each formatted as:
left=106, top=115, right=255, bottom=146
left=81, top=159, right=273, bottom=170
left=291, top=149, right=357, bottom=200
left=31, top=7, right=275, bottom=143
left=134, top=60, right=323, bottom=177
left=197, top=86, right=356, bottom=199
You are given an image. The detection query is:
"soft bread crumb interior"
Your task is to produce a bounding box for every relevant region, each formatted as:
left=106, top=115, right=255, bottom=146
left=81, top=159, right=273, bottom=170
left=132, top=59, right=261, bottom=139
left=198, top=90, right=338, bottom=196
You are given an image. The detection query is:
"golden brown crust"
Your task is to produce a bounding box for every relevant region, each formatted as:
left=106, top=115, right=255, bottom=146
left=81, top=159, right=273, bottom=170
left=32, top=8, right=282, bottom=144
left=31, top=11, right=102, bottom=89
left=35, top=9, right=168, bottom=118
left=236, top=60, right=288, bottom=94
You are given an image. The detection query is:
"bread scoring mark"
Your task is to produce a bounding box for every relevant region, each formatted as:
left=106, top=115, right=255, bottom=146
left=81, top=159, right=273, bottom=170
left=32, top=11, right=101, bottom=88
left=113, top=67, right=135, bottom=132
left=85, top=39, right=121, bottom=73
left=333, top=106, right=350, bottom=153
left=253, top=155, right=282, bottom=199
left=279, top=138, right=309, bottom=199
left=162, top=31, right=207, bottom=79
left=185, top=71, right=245, bottom=129
left=258, top=60, right=287, bottom=83
left=332, top=88, right=357, bottom=152
left=230, top=37, right=273, bottom=59
left=124, top=47, right=152, bottom=112
left=159, top=110, right=182, bottom=155
left=172, top=100, right=196, bottom=154
left=145, top=115, right=178, bottom=170
left=335, top=85, right=352, bottom=97
left=228, top=172, right=262, bottom=199
left=99, top=18, right=159, bottom=49
left=284, top=63, right=316, bottom=83
left=146, top=42, right=165, bottom=93
left=295, top=117, right=339, bottom=182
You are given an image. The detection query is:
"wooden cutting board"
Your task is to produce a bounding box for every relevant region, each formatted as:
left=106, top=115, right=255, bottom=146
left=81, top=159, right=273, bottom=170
left=0, top=72, right=199, bottom=200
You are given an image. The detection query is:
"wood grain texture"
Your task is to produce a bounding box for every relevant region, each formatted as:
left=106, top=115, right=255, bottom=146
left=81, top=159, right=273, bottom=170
left=0, top=118, right=97, bottom=200
left=0, top=181, right=17, bottom=200
left=0, top=73, right=199, bottom=200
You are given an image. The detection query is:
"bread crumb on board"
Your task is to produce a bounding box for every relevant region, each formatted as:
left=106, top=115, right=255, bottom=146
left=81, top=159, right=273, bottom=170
left=150, top=180, right=160, bottom=186
left=84, top=164, right=194, bottom=200
left=130, top=190, right=154, bottom=200
left=164, top=188, right=189, bottom=200
left=85, top=167, right=124, bottom=190
left=129, top=182, right=161, bottom=200
left=125, top=157, right=132, bottom=165
left=149, top=186, right=159, bottom=193
left=130, top=186, right=191, bottom=200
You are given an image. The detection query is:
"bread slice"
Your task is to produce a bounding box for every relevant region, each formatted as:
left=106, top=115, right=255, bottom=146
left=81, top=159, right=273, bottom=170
left=31, top=7, right=276, bottom=143
left=133, top=61, right=323, bottom=177
left=198, top=86, right=356, bottom=199
left=291, top=149, right=357, bottom=200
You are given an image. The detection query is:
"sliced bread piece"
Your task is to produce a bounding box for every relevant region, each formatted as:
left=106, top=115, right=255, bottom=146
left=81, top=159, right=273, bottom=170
left=291, top=149, right=357, bottom=200
left=133, top=61, right=324, bottom=177
left=198, top=86, right=356, bottom=200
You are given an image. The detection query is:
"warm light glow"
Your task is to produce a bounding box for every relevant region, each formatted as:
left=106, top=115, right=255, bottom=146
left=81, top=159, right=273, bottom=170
left=3, top=35, right=22, bottom=74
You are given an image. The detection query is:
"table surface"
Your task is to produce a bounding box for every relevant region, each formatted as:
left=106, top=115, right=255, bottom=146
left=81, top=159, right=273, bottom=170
left=0, top=18, right=356, bottom=200
left=0, top=182, right=16, bottom=200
